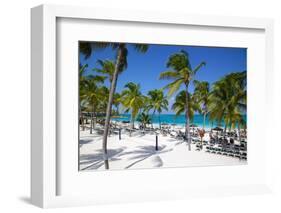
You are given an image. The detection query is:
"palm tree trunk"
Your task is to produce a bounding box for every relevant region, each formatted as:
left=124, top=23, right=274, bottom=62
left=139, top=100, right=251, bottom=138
left=90, top=112, right=93, bottom=134
left=102, top=44, right=124, bottom=170
left=238, top=123, right=241, bottom=143
left=116, top=105, right=120, bottom=115
left=223, top=123, right=227, bottom=138
left=80, top=108, right=85, bottom=131
left=130, top=113, right=134, bottom=137
left=92, top=105, right=96, bottom=130
left=151, top=109, right=156, bottom=129
left=229, top=120, right=232, bottom=132
left=203, top=112, right=206, bottom=130
left=158, top=112, right=161, bottom=129
left=185, top=86, right=191, bottom=151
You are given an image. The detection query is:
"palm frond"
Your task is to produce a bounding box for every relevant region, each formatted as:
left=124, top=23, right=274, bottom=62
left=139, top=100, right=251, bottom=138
left=79, top=42, right=112, bottom=59
left=165, top=78, right=184, bottom=97
left=133, top=44, right=149, bottom=53
left=192, top=62, right=206, bottom=75
left=159, top=70, right=180, bottom=80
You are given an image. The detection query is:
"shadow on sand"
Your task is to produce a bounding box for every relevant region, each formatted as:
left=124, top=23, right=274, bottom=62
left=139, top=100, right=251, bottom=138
left=79, top=140, right=175, bottom=170
left=80, top=148, right=124, bottom=170
left=118, top=145, right=173, bottom=169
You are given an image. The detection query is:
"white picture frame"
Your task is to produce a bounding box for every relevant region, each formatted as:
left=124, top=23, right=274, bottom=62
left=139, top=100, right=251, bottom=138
left=31, top=4, right=274, bottom=208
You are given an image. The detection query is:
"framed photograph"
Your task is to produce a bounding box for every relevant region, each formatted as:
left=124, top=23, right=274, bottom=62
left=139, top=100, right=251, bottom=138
left=31, top=4, right=274, bottom=208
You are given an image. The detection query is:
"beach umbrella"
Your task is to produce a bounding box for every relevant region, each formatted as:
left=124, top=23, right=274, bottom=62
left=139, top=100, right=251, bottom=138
left=212, top=127, right=223, bottom=131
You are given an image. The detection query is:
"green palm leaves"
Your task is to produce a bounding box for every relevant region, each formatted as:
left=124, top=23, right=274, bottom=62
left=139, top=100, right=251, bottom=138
left=79, top=42, right=247, bottom=169
left=172, top=91, right=200, bottom=120
left=160, top=50, right=206, bottom=150
left=81, top=77, right=104, bottom=105
left=79, top=62, right=106, bottom=109
left=137, top=113, right=152, bottom=129
left=94, top=60, right=116, bottom=82
left=160, top=50, right=206, bottom=97
left=193, top=80, right=210, bottom=128
left=208, top=71, right=246, bottom=133
left=113, top=93, right=121, bottom=115
left=80, top=42, right=149, bottom=169
left=147, top=89, right=169, bottom=114
left=145, top=89, right=168, bottom=129
left=79, top=72, right=107, bottom=133
left=120, top=82, right=146, bottom=129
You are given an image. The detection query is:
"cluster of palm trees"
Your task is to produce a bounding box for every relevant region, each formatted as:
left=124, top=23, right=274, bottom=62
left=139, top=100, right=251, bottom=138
left=80, top=75, right=168, bottom=134
left=208, top=71, right=247, bottom=139
left=79, top=42, right=247, bottom=169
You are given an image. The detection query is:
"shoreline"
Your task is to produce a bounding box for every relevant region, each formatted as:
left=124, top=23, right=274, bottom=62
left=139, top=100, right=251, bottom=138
left=112, top=120, right=231, bottom=133
left=111, top=113, right=246, bottom=131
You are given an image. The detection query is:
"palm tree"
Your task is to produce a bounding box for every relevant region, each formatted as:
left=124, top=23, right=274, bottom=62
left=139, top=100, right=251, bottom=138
left=146, top=89, right=169, bottom=129
left=113, top=92, right=121, bottom=115
left=79, top=63, right=88, bottom=85
left=93, top=59, right=122, bottom=115
left=193, top=80, right=210, bottom=129
left=208, top=71, right=246, bottom=137
left=96, top=86, right=109, bottom=115
left=79, top=99, right=88, bottom=130
left=120, top=82, right=146, bottom=134
left=159, top=50, right=206, bottom=150
left=229, top=110, right=246, bottom=143
left=80, top=42, right=148, bottom=169
left=79, top=63, right=88, bottom=130
left=172, top=91, right=200, bottom=122
left=80, top=76, right=106, bottom=133
left=137, top=113, right=152, bottom=129
left=94, top=59, right=116, bottom=82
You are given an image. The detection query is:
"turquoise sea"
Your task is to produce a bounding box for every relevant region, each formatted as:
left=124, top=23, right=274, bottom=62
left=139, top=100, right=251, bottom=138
left=112, top=114, right=247, bottom=129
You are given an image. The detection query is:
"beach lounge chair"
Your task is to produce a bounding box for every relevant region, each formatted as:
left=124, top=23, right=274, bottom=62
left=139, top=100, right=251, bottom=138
left=240, top=151, right=247, bottom=160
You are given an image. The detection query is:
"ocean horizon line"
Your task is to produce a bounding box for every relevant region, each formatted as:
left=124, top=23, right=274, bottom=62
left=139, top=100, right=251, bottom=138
left=112, top=113, right=247, bottom=129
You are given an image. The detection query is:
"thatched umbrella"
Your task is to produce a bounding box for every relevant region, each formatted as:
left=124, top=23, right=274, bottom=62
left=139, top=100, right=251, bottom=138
left=212, top=126, right=223, bottom=131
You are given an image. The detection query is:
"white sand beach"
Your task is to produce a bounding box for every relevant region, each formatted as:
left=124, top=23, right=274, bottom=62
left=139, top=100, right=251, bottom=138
left=79, top=124, right=247, bottom=171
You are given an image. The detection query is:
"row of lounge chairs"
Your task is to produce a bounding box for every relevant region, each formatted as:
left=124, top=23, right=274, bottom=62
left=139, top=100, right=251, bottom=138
left=205, top=145, right=247, bottom=160
left=85, top=124, right=247, bottom=161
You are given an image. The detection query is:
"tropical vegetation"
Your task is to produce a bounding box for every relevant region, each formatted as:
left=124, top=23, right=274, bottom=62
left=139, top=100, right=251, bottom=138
left=145, top=89, right=169, bottom=129
left=80, top=42, right=148, bottom=169
left=159, top=50, right=206, bottom=150
left=79, top=43, right=247, bottom=169
left=120, top=82, right=146, bottom=133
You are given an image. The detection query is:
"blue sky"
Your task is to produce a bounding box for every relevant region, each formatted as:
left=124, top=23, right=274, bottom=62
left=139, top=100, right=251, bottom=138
left=79, top=43, right=246, bottom=113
